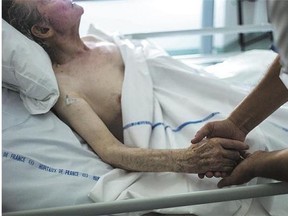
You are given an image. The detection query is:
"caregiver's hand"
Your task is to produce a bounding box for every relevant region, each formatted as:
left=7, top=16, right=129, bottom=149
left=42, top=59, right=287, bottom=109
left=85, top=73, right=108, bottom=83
left=218, top=149, right=288, bottom=187
left=191, top=118, right=247, bottom=144
left=217, top=151, right=256, bottom=188
left=185, top=138, right=249, bottom=174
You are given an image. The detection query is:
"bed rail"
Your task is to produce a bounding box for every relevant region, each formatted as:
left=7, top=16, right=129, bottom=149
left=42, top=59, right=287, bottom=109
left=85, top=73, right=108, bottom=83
left=124, top=24, right=272, bottom=39
left=4, top=182, right=288, bottom=216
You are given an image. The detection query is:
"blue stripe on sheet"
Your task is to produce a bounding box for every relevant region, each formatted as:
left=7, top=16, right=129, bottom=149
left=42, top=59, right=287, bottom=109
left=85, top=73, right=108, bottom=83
left=269, top=122, right=288, bottom=132
left=123, top=112, right=220, bottom=132
left=2, top=150, right=100, bottom=181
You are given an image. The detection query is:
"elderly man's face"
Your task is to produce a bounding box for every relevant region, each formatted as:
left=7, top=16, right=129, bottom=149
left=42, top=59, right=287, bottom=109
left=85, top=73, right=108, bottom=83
left=17, top=0, right=84, bottom=33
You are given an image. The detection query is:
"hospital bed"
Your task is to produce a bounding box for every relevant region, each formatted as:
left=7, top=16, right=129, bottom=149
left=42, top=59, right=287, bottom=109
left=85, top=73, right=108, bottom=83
left=2, top=18, right=288, bottom=216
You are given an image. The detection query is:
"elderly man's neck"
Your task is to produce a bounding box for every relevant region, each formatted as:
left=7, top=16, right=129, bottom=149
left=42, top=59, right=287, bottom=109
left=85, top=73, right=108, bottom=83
left=47, top=34, right=89, bottom=65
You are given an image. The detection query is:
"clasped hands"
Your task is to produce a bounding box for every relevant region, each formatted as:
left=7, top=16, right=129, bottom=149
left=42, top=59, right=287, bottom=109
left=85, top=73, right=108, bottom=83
left=190, top=119, right=255, bottom=188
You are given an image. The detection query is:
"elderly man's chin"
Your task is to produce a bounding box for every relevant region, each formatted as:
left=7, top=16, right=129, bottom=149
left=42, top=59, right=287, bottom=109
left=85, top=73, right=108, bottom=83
left=72, top=2, right=84, bottom=17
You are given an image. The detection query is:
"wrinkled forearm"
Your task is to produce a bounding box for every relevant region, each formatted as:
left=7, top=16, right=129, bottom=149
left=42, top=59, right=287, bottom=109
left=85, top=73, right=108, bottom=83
left=102, top=138, right=247, bottom=174
left=101, top=143, right=193, bottom=173
left=229, top=56, right=288, bottom=135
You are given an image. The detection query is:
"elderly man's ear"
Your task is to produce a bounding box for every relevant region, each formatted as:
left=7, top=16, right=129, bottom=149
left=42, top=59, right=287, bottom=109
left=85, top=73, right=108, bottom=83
left=31, top=24, right=53, bottom=38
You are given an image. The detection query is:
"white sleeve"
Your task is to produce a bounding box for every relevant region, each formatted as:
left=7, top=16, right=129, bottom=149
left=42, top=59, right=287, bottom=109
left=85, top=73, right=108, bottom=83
left=268, top=0, right=288, bottom=89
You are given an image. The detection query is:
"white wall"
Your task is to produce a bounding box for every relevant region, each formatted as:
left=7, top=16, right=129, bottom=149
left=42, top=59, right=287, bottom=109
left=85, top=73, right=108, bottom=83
left=77, top=0, right=269, bottom=54
left=77, top=0, right=203, bottom=54
left=78, top=0, right=203, bottom=34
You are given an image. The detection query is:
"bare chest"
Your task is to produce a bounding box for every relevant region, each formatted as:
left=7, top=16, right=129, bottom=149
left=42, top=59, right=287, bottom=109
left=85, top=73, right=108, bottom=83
left=55, top=45, right=125, bottom=126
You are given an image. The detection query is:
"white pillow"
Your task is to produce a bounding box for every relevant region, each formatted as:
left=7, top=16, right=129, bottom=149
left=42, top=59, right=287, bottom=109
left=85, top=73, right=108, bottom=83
left=2, top=19, right=59, bottom=114
left=87, top=23, right=114, bottom=42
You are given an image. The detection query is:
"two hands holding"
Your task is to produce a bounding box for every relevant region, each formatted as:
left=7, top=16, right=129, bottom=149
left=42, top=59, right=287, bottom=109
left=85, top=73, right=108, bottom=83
left=190, top=119, right=263, bottom=188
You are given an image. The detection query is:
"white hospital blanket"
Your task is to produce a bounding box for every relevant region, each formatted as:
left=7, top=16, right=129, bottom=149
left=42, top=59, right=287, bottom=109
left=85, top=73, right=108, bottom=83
left=89, top=37, right=288, bottom=215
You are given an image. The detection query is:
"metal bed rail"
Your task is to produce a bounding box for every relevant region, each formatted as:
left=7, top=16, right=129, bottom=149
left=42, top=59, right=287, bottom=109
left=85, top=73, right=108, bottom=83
left=124, top=24, right=273, bottom=39
left=4, top=182, right=288, bottom=216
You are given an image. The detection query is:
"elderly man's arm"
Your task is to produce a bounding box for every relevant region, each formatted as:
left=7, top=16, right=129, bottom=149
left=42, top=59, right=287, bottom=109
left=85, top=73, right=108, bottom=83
left=53, top=92, right=248, bottom=174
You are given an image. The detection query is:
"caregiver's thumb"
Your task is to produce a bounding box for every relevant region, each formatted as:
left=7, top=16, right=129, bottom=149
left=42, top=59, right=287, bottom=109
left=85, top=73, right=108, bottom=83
left=191, top=123, right=213, bottom=144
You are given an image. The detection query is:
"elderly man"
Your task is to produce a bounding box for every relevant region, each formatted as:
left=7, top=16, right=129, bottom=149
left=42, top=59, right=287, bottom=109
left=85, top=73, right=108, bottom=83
left=5, top=0, right=247, bottom=175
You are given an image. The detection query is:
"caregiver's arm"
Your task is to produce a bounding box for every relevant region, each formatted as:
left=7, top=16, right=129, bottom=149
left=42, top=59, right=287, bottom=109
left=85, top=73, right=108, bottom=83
left=228, top=55, right=288, bottom=135
left=218, top=149, right=288, bottom=187
left=54, top=93, right=248, bottom=174
left=192, top=55, right=288, bottom=143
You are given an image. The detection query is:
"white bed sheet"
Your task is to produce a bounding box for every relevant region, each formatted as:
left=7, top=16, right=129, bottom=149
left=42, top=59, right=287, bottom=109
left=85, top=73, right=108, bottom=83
left=180, top=49, right=288, bottom=216
left=88, top=35, right=287, bottom=216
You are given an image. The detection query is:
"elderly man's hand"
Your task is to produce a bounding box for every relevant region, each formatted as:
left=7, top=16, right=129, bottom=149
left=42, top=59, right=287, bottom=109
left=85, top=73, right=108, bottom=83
left=181, top=138, right=249, bottom=174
